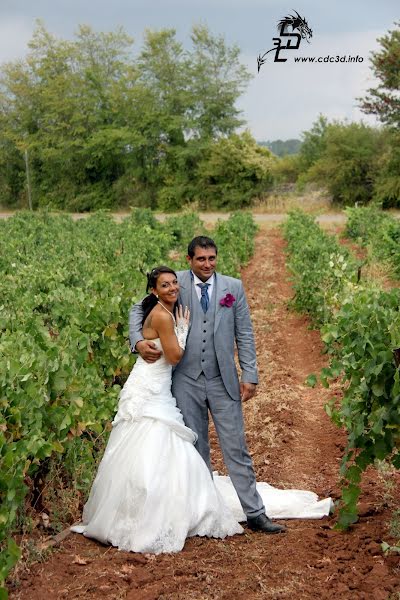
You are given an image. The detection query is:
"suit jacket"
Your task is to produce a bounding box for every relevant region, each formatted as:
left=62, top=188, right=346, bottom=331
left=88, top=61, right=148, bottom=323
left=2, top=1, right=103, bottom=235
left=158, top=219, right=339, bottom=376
left=129, top=270, right=258, bottom=400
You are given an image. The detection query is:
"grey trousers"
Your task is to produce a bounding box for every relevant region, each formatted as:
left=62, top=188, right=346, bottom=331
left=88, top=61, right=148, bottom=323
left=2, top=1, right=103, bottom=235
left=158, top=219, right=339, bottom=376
left=171, top=371, right=265, bottom=518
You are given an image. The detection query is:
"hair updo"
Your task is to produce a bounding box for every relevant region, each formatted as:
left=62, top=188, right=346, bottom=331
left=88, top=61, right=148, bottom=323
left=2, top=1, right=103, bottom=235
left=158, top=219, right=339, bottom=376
left=141, top=266, right=178, bottom=326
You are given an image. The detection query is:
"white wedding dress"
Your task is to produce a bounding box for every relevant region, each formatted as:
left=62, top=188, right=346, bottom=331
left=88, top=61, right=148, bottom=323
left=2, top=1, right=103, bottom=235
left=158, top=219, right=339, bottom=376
left=71, top=339, right=332, bottom=553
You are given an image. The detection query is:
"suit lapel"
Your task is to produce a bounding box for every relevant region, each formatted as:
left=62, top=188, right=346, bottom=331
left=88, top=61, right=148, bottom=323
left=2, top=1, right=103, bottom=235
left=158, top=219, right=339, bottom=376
left=214, top=272, right=228, bottom=333
left=178, top=270, right=193, bottom=314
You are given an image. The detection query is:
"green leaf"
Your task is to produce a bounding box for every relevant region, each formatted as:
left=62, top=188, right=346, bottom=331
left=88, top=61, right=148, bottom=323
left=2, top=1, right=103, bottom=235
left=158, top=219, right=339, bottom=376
left=305, top=374, right=317, bottom=388
left=373, top=438, right=389, bottom=460
left=336, top=507, right=359, bottom=529
left=371, top=382, right=385, bottom=397
left=0, top=587, right=9, bottom=600
left=341, top=483, right=361, bottom=506
left=52, top=440, right=64, bottom=453
left=346, top=465, right=362, bottom=484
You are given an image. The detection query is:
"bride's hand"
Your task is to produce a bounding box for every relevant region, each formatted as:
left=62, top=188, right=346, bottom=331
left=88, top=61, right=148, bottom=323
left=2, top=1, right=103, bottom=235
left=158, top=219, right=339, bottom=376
left=175, top=304, right=190, bottom=328
left=175, top=305, right=190, bottom=350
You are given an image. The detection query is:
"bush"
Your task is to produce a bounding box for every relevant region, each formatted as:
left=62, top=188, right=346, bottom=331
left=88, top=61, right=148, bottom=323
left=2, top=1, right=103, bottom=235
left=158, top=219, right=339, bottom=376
left=196, top=131, right=274, bottom=209
left=270, top=154, right=302, bottom=184
left=305, top=123, right=382, bottom=206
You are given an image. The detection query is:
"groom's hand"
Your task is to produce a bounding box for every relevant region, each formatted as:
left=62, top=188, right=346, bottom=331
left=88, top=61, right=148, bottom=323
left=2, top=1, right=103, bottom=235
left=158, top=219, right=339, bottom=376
left=135, top=340, right=162, bottom=363
left=240, top=382, right=257, bottom=402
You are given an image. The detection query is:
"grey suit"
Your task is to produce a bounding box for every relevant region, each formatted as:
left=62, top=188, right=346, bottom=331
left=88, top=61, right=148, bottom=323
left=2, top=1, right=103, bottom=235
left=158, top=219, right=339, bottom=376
left=129, top=270, right=265, bottom=518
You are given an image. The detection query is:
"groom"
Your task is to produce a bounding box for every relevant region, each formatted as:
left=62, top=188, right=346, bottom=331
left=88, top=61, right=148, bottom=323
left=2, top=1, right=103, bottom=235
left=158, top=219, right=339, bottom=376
left=129, top=236, right=286, bottom=534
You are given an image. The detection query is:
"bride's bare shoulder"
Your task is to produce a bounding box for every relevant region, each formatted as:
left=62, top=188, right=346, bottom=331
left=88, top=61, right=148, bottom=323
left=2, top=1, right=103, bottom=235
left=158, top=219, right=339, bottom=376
left=143, top=304, right=171, bottom=338
left=151, top=306, right=174, bottom=328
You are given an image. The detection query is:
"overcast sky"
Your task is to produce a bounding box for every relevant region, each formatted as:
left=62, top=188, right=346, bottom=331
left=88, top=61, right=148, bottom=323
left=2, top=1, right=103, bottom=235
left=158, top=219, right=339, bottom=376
left=0, top=1, right=398, bottom=140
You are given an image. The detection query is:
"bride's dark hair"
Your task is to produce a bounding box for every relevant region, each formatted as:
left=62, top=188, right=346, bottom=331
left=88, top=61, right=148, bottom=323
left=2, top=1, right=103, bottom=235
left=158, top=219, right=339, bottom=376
left=141, top=266, right=178, bottom=326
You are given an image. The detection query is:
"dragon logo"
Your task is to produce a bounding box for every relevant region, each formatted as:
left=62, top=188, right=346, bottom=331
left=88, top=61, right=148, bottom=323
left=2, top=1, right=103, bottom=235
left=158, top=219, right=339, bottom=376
left=277, top=11, right=312, bottom=42
left=258, top=10, right=313, bottom=72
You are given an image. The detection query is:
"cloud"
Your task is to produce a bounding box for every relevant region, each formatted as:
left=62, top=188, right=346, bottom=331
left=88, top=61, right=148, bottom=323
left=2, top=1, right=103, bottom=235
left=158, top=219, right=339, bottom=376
left=0, top=17, right=33, bottom=64
left=239, top=29, right=383, bottom=140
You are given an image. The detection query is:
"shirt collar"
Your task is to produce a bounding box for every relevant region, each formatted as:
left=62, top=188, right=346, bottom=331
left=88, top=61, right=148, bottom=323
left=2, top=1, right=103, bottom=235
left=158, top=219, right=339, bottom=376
left=191, top=271, right=215, bottom=286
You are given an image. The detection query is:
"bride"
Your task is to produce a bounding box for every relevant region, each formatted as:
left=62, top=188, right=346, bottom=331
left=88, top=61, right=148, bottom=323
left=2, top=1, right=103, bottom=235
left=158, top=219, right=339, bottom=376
left=71, top=266, right=332, bottom=553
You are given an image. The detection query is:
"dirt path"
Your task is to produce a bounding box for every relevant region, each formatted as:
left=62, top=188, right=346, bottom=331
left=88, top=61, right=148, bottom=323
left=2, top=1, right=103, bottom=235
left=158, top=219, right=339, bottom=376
left=10, top=228, right=400, bottom=599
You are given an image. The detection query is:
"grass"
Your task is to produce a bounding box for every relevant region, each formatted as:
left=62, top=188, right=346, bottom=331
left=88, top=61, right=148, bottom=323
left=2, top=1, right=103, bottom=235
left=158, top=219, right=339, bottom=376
left=253, top=188, right=332, bottom=214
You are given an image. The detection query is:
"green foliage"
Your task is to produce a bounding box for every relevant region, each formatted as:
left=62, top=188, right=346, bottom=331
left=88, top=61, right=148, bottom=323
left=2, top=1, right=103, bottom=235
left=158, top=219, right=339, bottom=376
left=0, top=539, right=20, bottom=598
left=290, top=111, right=399, bottom=208
left=298, top=114, right=329, bottom=171
left=345, top=206, right=392, bottom=240
left=382, top=541, right=400, bottom=554
left=373, top=130, right=400, bottom=208
left=305, top=122, right=382, bottom=205
left=0, top=209, right=257, bottom=589
left=0, top=22, right=251, bottom=211
left=196, top=131, right=275, bottom=209
left=283, top=211, right=357, bottom=325
left=284, top=211, right=400, bottom=528
left=164, top=212, right=205, bottom=247
left=359, top=22, right=400, bottom=128
left=271, top=153, right=302, bottom=184
left=346, top=206, right=400, bottom=277
left=213, top=212, right=258, bottom=276
left=187, top=24, right=251, bottom=138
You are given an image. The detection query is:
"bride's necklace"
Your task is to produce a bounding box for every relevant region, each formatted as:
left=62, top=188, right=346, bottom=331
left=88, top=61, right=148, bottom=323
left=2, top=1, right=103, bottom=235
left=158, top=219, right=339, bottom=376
left=157, top=300, right=176, bottom=324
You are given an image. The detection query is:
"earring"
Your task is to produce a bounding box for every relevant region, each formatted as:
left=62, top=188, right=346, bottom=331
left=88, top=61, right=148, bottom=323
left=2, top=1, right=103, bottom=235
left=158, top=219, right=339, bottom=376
left=155, top=294, right=159, bottom=299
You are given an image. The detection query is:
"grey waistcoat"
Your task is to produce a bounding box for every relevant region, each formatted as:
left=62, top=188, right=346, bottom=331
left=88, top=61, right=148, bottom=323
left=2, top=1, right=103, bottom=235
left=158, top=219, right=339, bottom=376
left=174, top=280, right=220, bottom=380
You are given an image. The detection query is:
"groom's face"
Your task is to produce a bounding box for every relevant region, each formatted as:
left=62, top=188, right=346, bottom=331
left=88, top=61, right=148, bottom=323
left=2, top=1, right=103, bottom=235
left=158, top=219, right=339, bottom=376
left=187, top=246, right=217, bottom=282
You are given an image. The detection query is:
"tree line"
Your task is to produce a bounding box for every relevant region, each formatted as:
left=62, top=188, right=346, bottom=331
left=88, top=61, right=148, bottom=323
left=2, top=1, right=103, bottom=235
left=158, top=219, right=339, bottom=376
left=274, top=22, right=400, bottom=208
left=0, top=22, right=275, bottom=211
left=0, top=21, right=399, bottom=211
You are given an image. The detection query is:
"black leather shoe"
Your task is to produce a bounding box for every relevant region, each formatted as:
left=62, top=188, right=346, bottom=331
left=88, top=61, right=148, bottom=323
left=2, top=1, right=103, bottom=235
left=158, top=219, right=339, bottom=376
left=247, top=513, right=287, bottom=534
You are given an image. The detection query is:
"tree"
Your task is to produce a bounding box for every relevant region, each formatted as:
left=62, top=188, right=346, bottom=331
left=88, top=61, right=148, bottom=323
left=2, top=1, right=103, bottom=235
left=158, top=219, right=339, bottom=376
left=298, top=114, right=328, bottom=171
left=186, top=24, right=251, bottom=139
left=359, top=22, right=400, bottom=128
left=306, top=122, right=383, bottom=205
left=196, top=131, right=274, bottom=209
left=135, top=25, right=252, bottom=208
left=0, top=22, right=141, bottom=209
left=373, top=130, right=400, bottom=208
left=0, top=22, right=252, bottom=210
left=359, top=22, right=400, bottom=207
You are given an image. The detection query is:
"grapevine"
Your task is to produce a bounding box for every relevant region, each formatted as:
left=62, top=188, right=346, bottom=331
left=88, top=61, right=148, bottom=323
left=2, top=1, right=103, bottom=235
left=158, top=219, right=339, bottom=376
left=283, top=211, right=400, bottom=529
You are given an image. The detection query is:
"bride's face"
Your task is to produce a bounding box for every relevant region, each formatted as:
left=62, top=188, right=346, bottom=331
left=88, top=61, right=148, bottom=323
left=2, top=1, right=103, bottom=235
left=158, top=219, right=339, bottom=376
left=153, top=273, right=179, bottom=304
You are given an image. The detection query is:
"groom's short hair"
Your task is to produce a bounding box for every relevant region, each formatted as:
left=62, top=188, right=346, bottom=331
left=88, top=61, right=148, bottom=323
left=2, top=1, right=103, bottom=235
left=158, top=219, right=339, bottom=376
left=188, top=236, right=218, bottom=258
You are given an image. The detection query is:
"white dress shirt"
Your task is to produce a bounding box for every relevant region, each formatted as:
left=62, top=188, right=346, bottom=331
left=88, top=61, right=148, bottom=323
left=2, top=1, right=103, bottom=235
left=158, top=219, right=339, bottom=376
left=191, top=271, right=215, bottom=302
